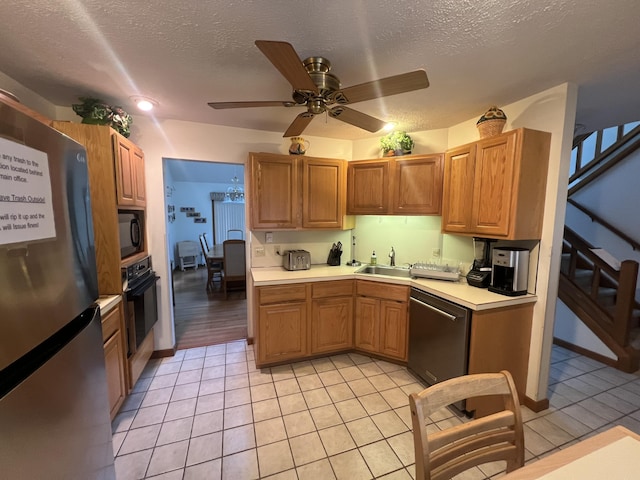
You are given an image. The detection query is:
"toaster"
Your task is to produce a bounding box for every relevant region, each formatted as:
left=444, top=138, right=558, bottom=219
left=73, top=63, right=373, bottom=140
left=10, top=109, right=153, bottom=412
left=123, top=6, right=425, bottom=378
left=283, top=250, right=311, bottom=271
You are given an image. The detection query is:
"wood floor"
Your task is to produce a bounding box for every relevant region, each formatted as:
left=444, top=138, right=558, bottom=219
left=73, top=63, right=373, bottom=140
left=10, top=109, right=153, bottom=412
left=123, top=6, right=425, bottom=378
left=172, top=266, right=247, bottom=351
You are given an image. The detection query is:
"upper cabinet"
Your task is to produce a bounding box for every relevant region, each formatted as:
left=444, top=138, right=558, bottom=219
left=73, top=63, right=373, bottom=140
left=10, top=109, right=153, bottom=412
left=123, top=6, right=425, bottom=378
left=441, top=128, right=551, bottom=240
left=249, top=152, right=351, bottom=230
left=113, top=134, right=146, bottom=208
left=347, top=154, right=443, bottom=215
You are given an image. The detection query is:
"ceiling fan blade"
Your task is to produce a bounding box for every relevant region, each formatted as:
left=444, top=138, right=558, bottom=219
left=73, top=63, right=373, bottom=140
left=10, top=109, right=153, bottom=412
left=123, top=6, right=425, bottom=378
left=255, top=40, right=318, bottom=93
left=208, top=100, right=296, bottom=109
left=335, top=70, right=429, bottom=104
left=283, top=113, right=314, bottom=137
left=328, top=106, right=386, bottom=132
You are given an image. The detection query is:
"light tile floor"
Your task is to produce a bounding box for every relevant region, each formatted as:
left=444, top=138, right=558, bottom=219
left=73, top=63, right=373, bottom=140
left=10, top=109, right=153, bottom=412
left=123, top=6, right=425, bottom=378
left=112, top=342, right=640, bottom=479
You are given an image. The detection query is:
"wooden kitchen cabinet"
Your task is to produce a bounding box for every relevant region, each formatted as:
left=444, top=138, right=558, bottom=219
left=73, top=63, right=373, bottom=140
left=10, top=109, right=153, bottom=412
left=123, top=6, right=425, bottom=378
left=310, top=280, right=354, bottom=354
left=442, top=128, right=551, bottom=239
left=101, top=300, right=128, bottom=420
left=51, top=122, right=148, bottom=294
left=347, top=160, right=390, bottom=214
left=249, top=152, right=351, bottom=230
left=113, top=134, right=146, bottom=208
left=354, top=280, right=409, bottom=361
left=347, top=154, right=443, bottom=215
left=466, top=302, right=533, bottom=417
left=256, top=284, right=309, bottom=365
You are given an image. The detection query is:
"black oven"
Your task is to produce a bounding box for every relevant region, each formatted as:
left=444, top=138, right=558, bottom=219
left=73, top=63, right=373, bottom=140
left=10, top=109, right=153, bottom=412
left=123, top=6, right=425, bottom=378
left=122, top=256, right=158, bottom=355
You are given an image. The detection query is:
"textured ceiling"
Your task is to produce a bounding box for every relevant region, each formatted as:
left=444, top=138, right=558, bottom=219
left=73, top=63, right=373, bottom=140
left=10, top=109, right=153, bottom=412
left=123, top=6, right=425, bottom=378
left=1, top=0, right=639, bottom=140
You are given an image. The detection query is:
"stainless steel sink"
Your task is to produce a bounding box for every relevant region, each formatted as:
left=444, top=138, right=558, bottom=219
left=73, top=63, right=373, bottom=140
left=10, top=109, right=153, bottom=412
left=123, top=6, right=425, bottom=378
left=356, top=265, right=412, bottom=278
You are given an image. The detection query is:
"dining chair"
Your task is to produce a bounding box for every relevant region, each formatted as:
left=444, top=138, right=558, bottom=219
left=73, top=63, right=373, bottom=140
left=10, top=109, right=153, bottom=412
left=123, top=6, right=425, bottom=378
left=199, top=235, right=222, bottom=291
left=202, top=232, right=211, bottom=251
left=221, top=239, right=246, bottom=299
left=409, top=370, right=524, bottom=480
left=226, top=229, right=244, bottom=240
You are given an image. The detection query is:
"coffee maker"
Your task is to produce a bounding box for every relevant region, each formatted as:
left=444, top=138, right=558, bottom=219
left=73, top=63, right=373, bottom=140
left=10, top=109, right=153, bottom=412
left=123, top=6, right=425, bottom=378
left=489, top=247, right=529, bottom=296
left=466, top=237, right=496, bottom=288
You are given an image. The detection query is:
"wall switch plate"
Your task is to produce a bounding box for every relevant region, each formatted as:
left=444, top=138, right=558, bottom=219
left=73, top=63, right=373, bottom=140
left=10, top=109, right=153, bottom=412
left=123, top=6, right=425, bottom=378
left=265, top=232, right=273, bottom=243
left=432, top=248, right=441, bottom=258
left=254, top=247, right=265, bottom=257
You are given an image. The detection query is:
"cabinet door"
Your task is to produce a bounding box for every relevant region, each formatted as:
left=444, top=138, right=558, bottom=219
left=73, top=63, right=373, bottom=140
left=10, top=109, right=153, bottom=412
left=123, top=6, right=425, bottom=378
left=104, top=329, right=126, bottom=419
left=347, top=160, right=389, bottom=214
left=132, top=146, right=146, bottom=207
left=379, top=300, right=408, bottom=360
left=392, top=154, right=443, bottom=214
left=302, top=158, right=345, bottom=228
left=354, top=296, right=380, bottom=353
left=310, top=296, right=353, bottom=354
left=113, top=135, right=136, bottom=207
left=258, top=302, right=307, bottom=363
left=441, top=144, right=476, bottom=233
left=471, top=132, right=517, bottom=236
left=250, top=154, right=299, bottom=229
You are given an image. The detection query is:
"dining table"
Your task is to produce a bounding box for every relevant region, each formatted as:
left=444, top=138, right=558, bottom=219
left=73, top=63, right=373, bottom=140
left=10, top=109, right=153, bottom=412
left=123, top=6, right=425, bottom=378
left=501, top=425, right=640, bottom=479
left=206, top=244, right=224, bottom=262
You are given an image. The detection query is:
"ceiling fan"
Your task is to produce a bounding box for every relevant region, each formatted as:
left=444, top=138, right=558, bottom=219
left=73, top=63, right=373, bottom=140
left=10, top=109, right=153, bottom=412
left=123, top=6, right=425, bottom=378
left=208, top=40, right=430, bottom=137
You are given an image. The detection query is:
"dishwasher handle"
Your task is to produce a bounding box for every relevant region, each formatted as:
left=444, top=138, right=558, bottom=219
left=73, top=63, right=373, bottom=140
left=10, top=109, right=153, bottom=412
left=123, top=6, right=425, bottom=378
left=410, top=297, right=457, bottom=322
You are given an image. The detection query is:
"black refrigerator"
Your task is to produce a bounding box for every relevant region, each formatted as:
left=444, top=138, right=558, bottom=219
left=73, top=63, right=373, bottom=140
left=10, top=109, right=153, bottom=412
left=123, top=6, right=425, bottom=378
left=0, top=101, right=115, bottom=478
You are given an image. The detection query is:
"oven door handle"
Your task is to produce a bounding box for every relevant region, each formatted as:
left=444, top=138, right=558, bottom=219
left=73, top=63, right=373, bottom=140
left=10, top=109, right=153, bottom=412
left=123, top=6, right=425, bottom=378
left=126, top=274, right=159, bottom=297
left=410, top=297, right=457, bottom=322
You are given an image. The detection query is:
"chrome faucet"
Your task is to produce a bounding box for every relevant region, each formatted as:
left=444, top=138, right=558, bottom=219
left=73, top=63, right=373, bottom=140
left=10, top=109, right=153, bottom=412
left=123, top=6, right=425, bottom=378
left=389, top=246, right=396, bottom=266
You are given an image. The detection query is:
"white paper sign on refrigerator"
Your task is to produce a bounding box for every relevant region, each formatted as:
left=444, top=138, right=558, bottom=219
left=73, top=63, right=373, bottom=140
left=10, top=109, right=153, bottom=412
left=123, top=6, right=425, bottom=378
left=0, top=137, right=56, bottom=245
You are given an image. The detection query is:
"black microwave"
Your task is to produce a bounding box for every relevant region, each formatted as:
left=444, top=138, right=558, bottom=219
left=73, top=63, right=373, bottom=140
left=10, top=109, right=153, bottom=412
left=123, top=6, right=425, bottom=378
left=118, top=211, right=145, bottom=259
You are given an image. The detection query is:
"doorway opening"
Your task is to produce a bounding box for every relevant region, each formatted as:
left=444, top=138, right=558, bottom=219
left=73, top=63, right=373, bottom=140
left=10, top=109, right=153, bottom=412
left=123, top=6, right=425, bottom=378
left=163, top=158, right=247, bottom=350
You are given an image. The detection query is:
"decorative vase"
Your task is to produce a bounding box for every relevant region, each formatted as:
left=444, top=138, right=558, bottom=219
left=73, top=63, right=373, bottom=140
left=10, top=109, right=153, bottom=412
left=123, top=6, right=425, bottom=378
left=476, top=106, right=507, bottom=139
left=289, top=136, right=310, bottom=155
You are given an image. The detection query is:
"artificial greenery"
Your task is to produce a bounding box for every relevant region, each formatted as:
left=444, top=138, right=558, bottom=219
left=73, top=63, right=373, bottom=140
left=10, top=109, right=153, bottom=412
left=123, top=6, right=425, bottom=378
left=380, top=131, right=414, bottom=155
left=72, top=97, right=133, bottom=137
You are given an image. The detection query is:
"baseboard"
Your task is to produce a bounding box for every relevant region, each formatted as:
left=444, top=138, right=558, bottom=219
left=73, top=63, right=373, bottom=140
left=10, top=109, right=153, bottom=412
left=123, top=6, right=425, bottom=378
left=553, top=337, right=618, bottom=368
left=152, top=346, right=177, bottom=359
left=524, top=395, right=549, bottom=412
left=246, top=337, right=254, bottom=345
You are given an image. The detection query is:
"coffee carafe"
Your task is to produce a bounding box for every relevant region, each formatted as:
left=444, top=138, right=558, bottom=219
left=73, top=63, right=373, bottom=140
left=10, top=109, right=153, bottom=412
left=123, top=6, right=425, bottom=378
left=466, top=237, right=496, bottom=288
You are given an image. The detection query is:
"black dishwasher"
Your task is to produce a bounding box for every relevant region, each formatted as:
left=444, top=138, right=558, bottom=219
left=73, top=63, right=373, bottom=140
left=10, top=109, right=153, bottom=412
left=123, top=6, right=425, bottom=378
left=408, top=288, right=471, bottom=411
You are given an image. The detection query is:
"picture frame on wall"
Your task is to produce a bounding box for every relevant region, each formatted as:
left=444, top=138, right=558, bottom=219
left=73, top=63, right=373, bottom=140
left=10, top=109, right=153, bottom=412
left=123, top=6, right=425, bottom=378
left=186, top=212, right=201, bottom=218
left=194, top=218, right=207, bottom=223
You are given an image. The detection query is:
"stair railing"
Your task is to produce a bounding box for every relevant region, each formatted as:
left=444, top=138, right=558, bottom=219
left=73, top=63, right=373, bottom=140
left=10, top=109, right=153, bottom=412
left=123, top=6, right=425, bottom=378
left=562, top=227, right=638, bottom=346
left=569, top=122, right=640, bottom=196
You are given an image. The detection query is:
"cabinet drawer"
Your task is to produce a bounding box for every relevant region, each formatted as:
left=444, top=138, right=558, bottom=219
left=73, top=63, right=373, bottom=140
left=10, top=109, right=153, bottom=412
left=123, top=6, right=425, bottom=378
left=101, top=305, right=121, bottom=343
left=258, top=284, right=307, bottom=305
left=356, top=280, right=408, bottom=302
left=312, top=280, right=355, bottom=298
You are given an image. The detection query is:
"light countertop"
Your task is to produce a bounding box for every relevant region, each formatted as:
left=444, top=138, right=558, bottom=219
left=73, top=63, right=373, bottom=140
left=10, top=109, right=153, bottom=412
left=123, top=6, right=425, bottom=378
left=96, top=295, right=122, bottom=314
left=251, top=265, right=536, bottom=311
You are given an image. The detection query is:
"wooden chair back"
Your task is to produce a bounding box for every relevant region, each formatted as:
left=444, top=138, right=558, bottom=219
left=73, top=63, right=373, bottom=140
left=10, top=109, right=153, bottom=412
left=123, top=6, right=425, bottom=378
left=409, top=371, right=524, bottom=480
left=227, top=229, right=244, bottom=240
left=202, top=232, right=211, bottom=251
left=222, top=240, right=246, bottom=298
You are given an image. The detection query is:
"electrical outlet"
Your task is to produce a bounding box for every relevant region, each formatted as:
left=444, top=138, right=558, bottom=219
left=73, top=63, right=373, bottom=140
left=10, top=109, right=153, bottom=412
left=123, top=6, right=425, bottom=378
left=432, top=248, right=441, bottom=258
left=254, top=246, right=265, bottom=257
left=265, top=232, right=273, bottom=243
left=273, top=245, right=281, bottom=255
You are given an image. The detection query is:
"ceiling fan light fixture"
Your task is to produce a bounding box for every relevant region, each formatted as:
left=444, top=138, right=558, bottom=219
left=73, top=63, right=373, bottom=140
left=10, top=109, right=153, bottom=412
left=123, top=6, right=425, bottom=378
left=131, top=96, right=158, bottom=111
left=383, top=122, right=396, bottom=131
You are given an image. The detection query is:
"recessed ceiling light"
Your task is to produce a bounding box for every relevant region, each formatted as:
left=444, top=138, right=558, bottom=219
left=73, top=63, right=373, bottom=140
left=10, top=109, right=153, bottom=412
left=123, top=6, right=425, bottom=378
left=130, top=96, right=158, bottom=111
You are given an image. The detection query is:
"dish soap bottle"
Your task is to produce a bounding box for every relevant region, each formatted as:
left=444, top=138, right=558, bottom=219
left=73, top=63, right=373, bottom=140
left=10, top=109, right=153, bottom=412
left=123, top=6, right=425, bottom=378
left=370, top=250, right=377, bottom=265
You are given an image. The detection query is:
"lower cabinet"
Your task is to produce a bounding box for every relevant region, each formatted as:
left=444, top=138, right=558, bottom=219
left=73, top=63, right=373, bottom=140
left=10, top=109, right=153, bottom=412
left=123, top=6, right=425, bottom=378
left=255, top=279, right=405, bottom=367
left=101, top=300, right=128, bottom=420
left=311, top=281, right=354, bottom=354
left=256, top=284, right=308, bottom=364
left=354, top=280, right=409, bottom=361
